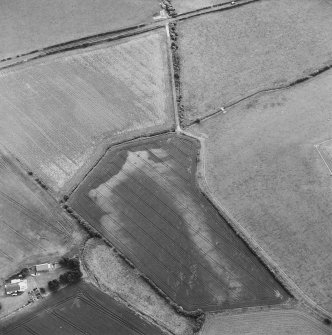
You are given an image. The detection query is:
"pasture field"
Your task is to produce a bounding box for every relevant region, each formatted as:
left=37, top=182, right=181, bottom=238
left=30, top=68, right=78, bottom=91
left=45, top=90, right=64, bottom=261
left=172, top=0, right=229, bottom=14
left=202, top=309, right=331, bottom=335
left=69, top=134, right=289, bottom=311
left=0, top=30, right=174, bottom=192
left=1, top=282, right=163, bottom=334
left=190, top=70, right=332, bottom=312
left=0, top=0, right=161, bottom=59
left=178, top=0, right=332, bottom=123
left=0, top=149, right=80, bottom=282
left=83, top=239, right=193, bottom=335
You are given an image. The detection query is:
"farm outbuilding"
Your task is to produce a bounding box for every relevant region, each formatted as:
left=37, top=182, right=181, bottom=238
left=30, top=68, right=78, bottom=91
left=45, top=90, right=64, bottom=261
left=35, top=263, right=53, bottom=272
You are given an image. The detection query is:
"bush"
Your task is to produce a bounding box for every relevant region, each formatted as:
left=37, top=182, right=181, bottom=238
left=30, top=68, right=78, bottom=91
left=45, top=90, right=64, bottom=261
left=323, top=318, right=332, bottom=325
left=20, top=268, right=30, bottom=278
left=48, top=279, right=60, bottom=292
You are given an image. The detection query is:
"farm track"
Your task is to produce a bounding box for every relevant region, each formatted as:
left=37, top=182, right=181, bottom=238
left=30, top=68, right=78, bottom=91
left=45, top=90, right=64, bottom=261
left=0, top=0, right=259, bottom=72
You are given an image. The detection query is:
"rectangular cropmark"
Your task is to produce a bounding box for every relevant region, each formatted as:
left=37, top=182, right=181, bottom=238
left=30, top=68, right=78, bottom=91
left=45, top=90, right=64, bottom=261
left=315, top=139, right=332, bottom=176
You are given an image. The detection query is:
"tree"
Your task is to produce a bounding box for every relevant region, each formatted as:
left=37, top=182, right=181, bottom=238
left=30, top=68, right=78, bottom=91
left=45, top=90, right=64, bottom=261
left=20, top=268, right=30, bottom=278
left=48, top=279, right=60, bottom=292
left=40, top=287, right=46, bottom=294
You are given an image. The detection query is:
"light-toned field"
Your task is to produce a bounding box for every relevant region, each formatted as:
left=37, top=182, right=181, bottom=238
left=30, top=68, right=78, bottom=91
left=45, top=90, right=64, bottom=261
left=190, top=70, right=332, bottom=312
left=202, top=310, right=331, bottom=335
left=0, top=30, right=174, bottom=192
left=178, top=0, right=332, bottom=122
left=0, top=150, right=81, bottom=282
left=0, top=0, right=161, bottom=59
left=172, top=0, right=229, bottom=13
left=83, top=239, right=193, bottom=335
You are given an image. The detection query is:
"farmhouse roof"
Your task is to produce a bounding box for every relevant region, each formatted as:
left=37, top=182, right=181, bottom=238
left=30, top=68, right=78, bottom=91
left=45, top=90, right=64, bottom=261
left=5, top=280, right=27, bottom=294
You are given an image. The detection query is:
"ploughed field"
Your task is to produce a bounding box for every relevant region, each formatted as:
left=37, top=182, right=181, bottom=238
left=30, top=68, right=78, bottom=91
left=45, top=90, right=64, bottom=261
left=0, top=0, right=161, bottom=60
left=190, top=70, right=332, bottom=312
left=1, top=282, right=163, bottom=335
left=202, top=309, right=331, bottom=335
left=178, top=0, right=332, bottom=123
left=0, top=30, right=174, bottom=191
left=69, top=134, right=289, bottom=311
left=0, top=150, right=75, bottom=281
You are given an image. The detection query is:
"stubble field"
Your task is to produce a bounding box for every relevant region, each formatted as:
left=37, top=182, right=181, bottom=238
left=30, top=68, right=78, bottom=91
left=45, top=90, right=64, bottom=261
left=1, top=282, right=163, bottom=335
left=0, top=30, right=174, bottom=192
left=69, top=134, right=289, bottom=311
left=190, top=70, right=332, bottom=312
left=178, top=0, right=332, bottom=123
left=0, top=0, right=161, bottom=59
left=0, top=150, right=79, bottom=282
left=202, top=309, right=331, bottom=335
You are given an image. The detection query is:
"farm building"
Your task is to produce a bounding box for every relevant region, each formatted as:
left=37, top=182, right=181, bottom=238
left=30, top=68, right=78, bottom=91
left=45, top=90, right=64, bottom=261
left=35, top=263, right=53, bottom=272
left=5, top=279, right=27, bottom=295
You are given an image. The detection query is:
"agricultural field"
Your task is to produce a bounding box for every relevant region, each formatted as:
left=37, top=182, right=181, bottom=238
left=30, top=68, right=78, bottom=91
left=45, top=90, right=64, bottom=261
left=202, top=309, right=331, bottom=335
left=1, top=282, right=163, bottom=334
left=69, top=134, right=289, bottom=312
left=172, top=0, right=229, bottom=14
left=190, top=70, right=332, bottom=312
left=0, top=0, right=161, bottom=59
left=83, top=238, right=193, bottom=335
left=0, top=29, right=174, bottom=192
left=0, top=149, right=80, bottom=282
left=178, top=0, right=332, bottom=123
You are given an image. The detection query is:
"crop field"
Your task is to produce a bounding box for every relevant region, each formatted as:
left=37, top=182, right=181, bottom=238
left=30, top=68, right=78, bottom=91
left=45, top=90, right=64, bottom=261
left=69, top=134, right=289, bottom=311
left=172, top=0, right=229, bottom=14
left=1, top=282, right=163, bottom=334
left=178, top=0, right=332, bottom=122
left=0, top=30, right=174, bottom=191
left=202, top=309, right=331, bottom=335
left=0, top=0, right=161, bottom=59
left=0, top=150, right=77, bottom=281
left=190, top=70, right=332, bottom=312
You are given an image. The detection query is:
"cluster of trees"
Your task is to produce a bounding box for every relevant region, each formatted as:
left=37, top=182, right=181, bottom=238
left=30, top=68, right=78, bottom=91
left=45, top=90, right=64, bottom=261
left=48, top=257, right=82, bottom=292
left=26, top=171, right=48, bottom=190
left=161, top=0, right=177, bottom=17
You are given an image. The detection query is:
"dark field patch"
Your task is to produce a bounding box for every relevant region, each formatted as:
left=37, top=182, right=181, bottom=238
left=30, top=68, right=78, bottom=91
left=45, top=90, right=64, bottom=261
left=69, top=134, right=289, bottom=311
left=1, top=282, right=162, bottom=335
